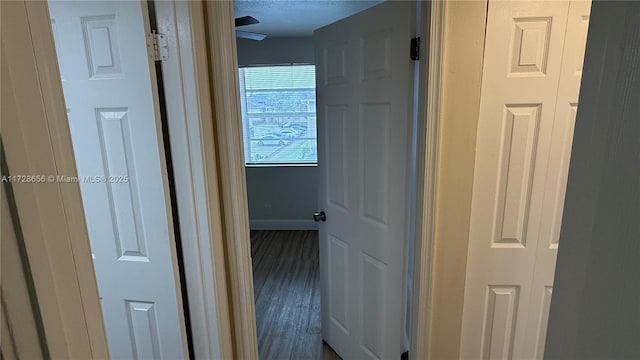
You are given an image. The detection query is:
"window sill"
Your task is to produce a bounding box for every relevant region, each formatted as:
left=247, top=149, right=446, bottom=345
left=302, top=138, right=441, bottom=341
left=244, top=163, right=318, bottom=168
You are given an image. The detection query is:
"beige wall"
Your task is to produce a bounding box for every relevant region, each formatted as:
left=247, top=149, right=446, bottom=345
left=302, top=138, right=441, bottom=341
left=427, top=1, right=488, bottom=359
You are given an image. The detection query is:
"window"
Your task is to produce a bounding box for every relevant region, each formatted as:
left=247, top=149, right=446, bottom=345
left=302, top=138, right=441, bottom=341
left=238, top=65, right=317, bottom=165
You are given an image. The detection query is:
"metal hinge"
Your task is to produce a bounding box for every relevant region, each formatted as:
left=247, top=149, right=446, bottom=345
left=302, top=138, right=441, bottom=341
left=410, top=37, right=420, bottom=61
left=147, top=30, right=168, bottom=61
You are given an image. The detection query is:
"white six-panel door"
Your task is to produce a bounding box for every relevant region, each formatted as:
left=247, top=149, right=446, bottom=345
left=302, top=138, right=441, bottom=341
left=315, top=1, right=415, bottom=359
left=460, top=1, right=591, bottom=359
left=47, top=1, right=188, bottom=358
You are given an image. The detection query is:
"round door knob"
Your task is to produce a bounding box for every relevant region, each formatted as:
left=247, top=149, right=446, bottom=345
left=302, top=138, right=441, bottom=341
left=313, top=211, right=326, bottom=222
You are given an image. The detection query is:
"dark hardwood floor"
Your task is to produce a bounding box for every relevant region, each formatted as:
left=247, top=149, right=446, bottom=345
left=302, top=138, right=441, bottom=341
left=250, top=230, right=341, bottom=360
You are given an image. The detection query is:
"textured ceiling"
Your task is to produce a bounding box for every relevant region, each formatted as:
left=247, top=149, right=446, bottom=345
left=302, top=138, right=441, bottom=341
left=233, top=0, right=383, bottom=38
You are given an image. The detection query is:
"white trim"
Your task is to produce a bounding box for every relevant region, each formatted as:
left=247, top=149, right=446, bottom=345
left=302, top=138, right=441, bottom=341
left=410, top=0, right=445, bottom=359
left=2, top=1, right=108, bottom=358
left=203, top=2, right=259, bottom=358
left=155, top=1, right=233, bottom=358
left=140, top=1, right=193, bottom=355
left=249, top=220, right=319, bottom=231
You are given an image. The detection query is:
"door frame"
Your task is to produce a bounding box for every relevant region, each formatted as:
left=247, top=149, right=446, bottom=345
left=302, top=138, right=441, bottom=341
left=9, top=0, right=445, bottom=359
left=202, top=0, right=445, bottom=358
left=152, top=1, right=234, bottom=358
left=410, top=1, right=445, bottom=358
left=2, top=1, right=108, bottom=357
left=7, top=0, right=234, bottom=358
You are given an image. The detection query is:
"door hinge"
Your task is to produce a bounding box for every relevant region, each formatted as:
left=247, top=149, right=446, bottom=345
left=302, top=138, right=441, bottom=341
left=147, top=31, right=168, bottom=62
left=410, top=37, right=420, bottom=61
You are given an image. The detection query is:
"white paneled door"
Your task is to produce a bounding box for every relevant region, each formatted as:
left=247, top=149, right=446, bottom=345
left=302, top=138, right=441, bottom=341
left=47, top=1, right=188, bottom=359
left=460, top=1, right=591, bottom=359
left=315, top=1, right=415, bottom=359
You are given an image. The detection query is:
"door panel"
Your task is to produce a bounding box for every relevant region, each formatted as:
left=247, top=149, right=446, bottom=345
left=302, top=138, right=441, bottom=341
left=315, top=2, right=415, bottom=359
left=525, top=2, right=591, bottom=358
left=47, top=1, right=187, bottom=358
left=460, top=1, right=590, bottom=359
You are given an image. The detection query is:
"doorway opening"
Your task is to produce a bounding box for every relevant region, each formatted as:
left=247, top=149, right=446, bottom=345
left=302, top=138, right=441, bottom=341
left=236, top=62, right=331, bottom=357
left=233, top=1, right=418, bottom=359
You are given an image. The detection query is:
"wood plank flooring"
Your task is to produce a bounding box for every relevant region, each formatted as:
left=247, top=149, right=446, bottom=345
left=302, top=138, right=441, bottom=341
left=250, top=230, right=341, bottom=360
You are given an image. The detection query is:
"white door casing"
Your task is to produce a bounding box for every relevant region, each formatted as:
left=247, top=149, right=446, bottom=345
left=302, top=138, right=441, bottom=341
left=460, top=1, right=590, bottom=359
left=47, top=1, right=188, bottom=359
left=315, top=2, right=415, bottom=359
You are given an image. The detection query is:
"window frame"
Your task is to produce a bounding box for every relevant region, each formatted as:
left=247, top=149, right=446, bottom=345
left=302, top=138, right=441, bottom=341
left=238, top=63, right=318, bottom=167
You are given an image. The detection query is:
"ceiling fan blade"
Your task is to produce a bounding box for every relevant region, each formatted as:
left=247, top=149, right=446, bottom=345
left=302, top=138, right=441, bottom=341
left=236, top=30, right=266, bottom=41
left=235, top=16, right=259, bottom=27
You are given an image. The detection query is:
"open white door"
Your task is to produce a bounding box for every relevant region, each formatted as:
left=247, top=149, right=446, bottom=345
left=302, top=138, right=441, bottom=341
left=315, top=2, right=415, bottom=359
left=47, top=1, right=188, bottom=358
